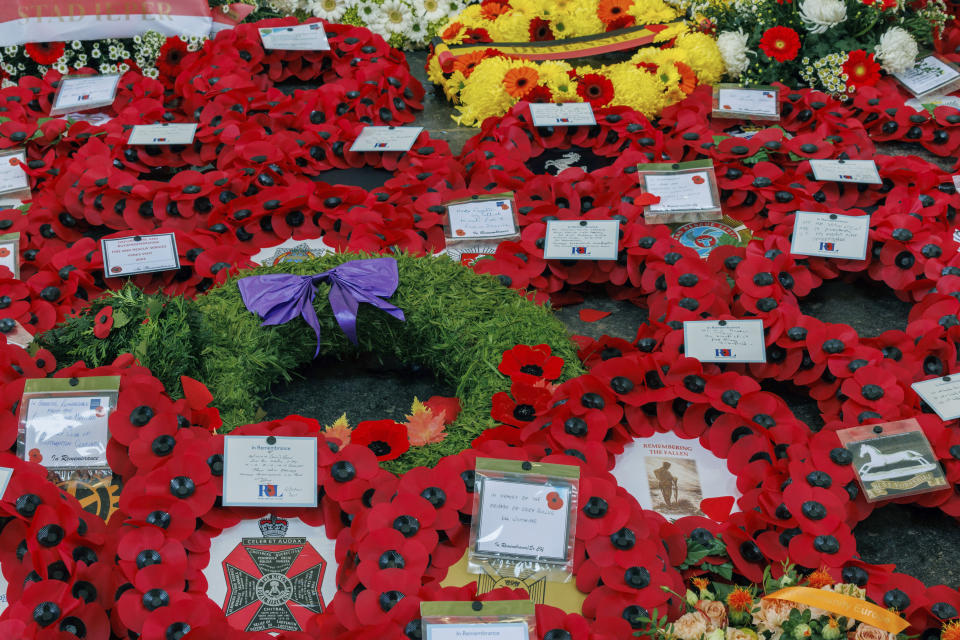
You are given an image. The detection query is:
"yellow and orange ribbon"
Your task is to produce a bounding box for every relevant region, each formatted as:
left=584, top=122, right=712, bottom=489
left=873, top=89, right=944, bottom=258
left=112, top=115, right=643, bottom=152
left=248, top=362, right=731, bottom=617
left=765, top=587, right=908, bottom=634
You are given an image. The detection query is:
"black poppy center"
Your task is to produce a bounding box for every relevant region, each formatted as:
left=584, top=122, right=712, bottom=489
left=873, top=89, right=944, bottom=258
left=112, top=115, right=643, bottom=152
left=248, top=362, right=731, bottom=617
left=513, top=404, right=536, bottom=421
left=368, top=440, right=391, bottom=456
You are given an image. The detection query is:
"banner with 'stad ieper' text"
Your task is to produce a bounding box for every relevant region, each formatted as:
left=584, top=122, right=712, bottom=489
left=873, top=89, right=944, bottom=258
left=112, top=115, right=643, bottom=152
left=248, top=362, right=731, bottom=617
left=0, top=0, right=213, bottom=46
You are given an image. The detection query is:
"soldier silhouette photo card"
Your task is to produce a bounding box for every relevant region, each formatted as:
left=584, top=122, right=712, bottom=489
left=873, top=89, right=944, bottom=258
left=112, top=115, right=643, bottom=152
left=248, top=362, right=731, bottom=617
left=837, top=418, right=949, bottom=503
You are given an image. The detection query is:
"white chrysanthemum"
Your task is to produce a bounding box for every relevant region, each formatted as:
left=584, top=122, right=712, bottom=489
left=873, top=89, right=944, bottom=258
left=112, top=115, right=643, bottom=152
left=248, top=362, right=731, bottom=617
left=308, top=0, right=347, bottom=21
left=716, top=29, right=750, bottom=78
left=267, top=0, right=298, bottom=14
left=370, top=0, right=413, bottom=35
left=874, top=26, right=919, bottom=73
left=799, top=0, right=847, bottom=34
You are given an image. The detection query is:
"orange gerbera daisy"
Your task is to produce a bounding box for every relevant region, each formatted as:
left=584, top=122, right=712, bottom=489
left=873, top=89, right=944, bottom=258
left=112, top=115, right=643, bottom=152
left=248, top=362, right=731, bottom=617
left=674, top=61, right=697, bottom=95
left=503, top=66, right=539, bottom=98
left=726, top=586, right=754, bottom=612
left=453, top=50, right=490, bottom=77
left=805, top=566, right=834, bottom=589
left=597, top=0, right=634, bottom=24
left=480, top=0, right=511, bottom=20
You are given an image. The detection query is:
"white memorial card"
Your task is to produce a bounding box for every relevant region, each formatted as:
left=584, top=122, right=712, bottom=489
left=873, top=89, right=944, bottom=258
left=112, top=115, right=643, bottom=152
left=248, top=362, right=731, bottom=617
left=0, top=150, right=28, bottom=196
left=350, top=126, right=423, bottom=153
left=447, top=198, right=518, bottom=239
left=222, top=435, right=318, bottom=507
left=101, top=233, right=180, bottom=277
left=475, top=477, right=571, bottom=561
left=0, top=467, right=11, bottom=500
left=24, top=395, right=111, bottom=468
left=809, top=159, right=882, bottom=184
left=894, top=55, right=960, bottom=97
left=426, top=622, right=530, bottom=640
left=528, top=102, right=596, bottom=127
left=127, top=123, right=198, bottom=146
left=645, top=171, right=717, bottom=212
left=543, top=219, right=619, bottom=260
left=50, top=74, right=120, bottom=116
left=714, top=87, right=779, bottom=119
left=790, top=211, right=870, bottom=260
left=612, top=432, right=740, bottom=521
left=912, top=375, right=960, bottom=421
left=259, top=23, right=331, bottom=51
left=906, top=94, right=960, bottom=113
left=683, top=319, right=767, bottom=363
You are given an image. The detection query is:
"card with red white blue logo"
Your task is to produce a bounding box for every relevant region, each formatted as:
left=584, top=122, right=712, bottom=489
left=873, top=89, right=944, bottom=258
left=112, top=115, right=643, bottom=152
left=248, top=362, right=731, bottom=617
left=50, top=73, right=120, bottom=116
left=790, top=211, right=870, bottom=260
left=101, top=232, right=180, bottom=278
left=258, top=22, right=330, bottom=51
left=542, top=219, right=619, bottom=261
left=808, top=159, right=881, bottom=185
left=350, top=126, right=424, bottom=153
left=712, top=84, right=779, bottom=120
left=682, top=319, right=767, bottom=364
left=127, top=123, right=198, bottom=146
left=528, top=102, right=596, bottom=127
left=222, top=436, right=318, bottom=507
left=445, top=195, right=518, bottom=239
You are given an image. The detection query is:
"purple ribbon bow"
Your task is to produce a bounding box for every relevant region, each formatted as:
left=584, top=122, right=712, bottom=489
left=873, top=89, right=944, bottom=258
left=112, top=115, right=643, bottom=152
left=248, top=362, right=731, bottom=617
left=237, top=257, right=405, bottom=357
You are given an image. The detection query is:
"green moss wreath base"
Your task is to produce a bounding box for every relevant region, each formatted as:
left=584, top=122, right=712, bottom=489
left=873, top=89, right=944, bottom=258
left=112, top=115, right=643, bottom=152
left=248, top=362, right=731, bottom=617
left=38, top=253, right=583, bottom=471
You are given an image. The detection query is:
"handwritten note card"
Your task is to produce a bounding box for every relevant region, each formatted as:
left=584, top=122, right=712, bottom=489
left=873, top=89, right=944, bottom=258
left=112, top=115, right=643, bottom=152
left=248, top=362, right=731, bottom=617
left=24, top=395, right=111, bottom=469
left=425, top=622, right=530, bottom=640
left=259, top=22, right=330, bottom=50
left=683, top=319, right=767, bottom=363
left=127, top=123, right=198, bottom=146
left=790, top=211, right=870, bottom=260
left=447, top=198, right=517, bottom=239
left=809, top=159, right=882, bottom=184
left=475, top=477, right=571, bottom=561
left=912, top=375, right=960, bottom=420
left=101, top=233, right=180, bottom=277
left=50, top=74, right=120, bottom=116
left=222, top=435, right=318, bottom=507
left=645, top=171, right=717, bottom=212
left=894, top=55, right=960, bottom=97
left=350, top=126, right=423, bottom=153
left=543, top=219, right=619, bottom=260
left=528, top=102, right=596, bottom=127
left=0, top=150, right=28, bottom=196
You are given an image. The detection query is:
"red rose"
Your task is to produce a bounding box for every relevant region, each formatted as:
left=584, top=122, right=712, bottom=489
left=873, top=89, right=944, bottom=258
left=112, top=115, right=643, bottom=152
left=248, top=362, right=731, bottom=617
left=759, top=27, right=801, bottom=62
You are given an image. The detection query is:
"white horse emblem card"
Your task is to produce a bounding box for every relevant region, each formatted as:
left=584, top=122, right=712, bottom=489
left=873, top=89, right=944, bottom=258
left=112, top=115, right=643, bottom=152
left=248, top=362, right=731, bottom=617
left=837, top=418, right=948, bottom=502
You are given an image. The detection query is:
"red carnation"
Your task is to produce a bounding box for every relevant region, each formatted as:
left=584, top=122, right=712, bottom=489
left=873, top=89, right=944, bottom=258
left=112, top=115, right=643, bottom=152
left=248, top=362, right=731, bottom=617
left=576, top=73, right=615, bottom=107
left=24, top=41, right=66, bottom=65
left=351, top=419, right=410, bottom=461
left=758, top=27, right=801, bottom=62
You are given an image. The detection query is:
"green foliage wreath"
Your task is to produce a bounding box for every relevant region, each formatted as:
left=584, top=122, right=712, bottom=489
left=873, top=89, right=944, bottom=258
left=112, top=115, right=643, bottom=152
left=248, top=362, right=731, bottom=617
left=38, top=253, right=583, bottom=471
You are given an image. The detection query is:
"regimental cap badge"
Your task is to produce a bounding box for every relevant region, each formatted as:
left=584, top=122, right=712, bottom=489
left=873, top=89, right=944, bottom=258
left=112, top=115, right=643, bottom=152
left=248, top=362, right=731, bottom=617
left=258, top=515, right=288, bottom=538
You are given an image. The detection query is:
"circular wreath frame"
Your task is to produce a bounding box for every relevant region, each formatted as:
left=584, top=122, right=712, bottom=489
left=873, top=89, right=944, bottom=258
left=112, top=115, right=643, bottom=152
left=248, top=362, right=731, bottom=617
left=38, top=252, right=583, bottom=472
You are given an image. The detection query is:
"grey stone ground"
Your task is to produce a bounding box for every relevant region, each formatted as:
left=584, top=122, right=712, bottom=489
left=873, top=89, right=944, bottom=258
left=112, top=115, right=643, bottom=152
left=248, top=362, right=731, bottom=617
left=264, top=52, right=960, bottom=586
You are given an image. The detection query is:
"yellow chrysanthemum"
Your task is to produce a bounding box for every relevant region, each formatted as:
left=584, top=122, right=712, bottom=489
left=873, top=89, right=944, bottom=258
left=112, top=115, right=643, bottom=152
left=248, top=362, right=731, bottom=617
left=675, top=31, right=725, bottom=84
left=604, top=62, right=669, bottom=116
left=454, top=57, right=530, bottom=126
left=488, top=12, right=537, bottom=41
left=560, top=5, right=606, bottom=38
left=628, top=0, right=680, bottom=24
left=537, top=60, right=577, bottom=99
